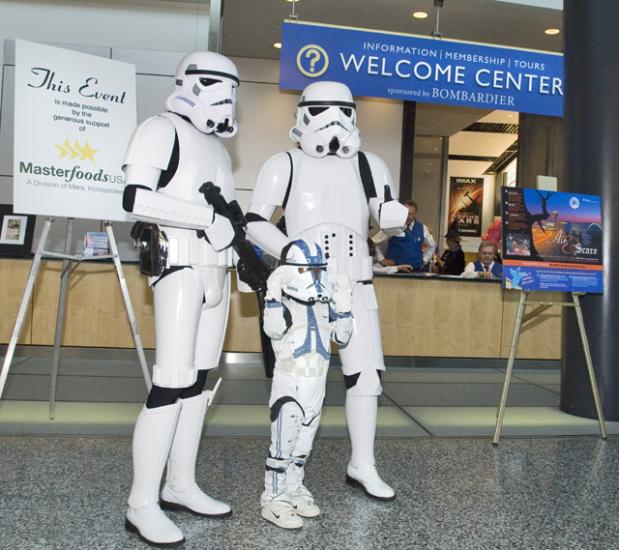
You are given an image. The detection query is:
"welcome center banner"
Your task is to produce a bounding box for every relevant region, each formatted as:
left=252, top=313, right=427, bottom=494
left=280, top=21, right=563, bottom=116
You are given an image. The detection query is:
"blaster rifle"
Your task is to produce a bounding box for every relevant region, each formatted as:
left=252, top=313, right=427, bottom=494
left=199, top=182, right=270, bottom=292
left=199, top=182, right=276, bottom=377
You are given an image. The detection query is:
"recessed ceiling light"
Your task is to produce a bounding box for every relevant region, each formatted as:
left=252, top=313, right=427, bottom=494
left=285, top=0, right=299, bottom=3
left=273, top=42, right=282, bottom=49
left=412, top=11, right=428, bottom=19
left=545, top=28, right=560, bottom=35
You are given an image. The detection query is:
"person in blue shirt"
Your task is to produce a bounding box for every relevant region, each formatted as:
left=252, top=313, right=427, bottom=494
left=462, top=241, right=503, bottom=279
left=373, top=200, right=436, bottom=272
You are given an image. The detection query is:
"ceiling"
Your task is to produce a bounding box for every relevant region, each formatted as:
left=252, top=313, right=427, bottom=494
left=221, top=0, right=564, bottom=61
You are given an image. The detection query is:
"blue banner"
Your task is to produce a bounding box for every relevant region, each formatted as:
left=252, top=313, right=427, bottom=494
left=280, top=21, right=563, bottom=116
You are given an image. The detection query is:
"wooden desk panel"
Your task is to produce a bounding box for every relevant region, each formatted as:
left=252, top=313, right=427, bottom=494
left=374, top=277, right=503, bottom=357
left=500, top=290, right=563, bottom=360
left=31, top=261, right=153, bottom=348
left=0, top=259, right=563, bottom=359
left=0, top=260, right=33, bottom=345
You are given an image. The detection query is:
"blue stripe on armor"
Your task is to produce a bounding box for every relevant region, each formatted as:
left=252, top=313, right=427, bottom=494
left=292, top=240, right=325, bottom=295
left=265, top=299, right=282, bottom=308
left=292, top=239, right=323, bottom=265
left=293, top=304, right=330, bottom=360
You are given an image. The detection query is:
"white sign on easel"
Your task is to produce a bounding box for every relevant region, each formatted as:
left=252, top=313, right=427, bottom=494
left=13, top=39, right=134, bottom=221
left=1, top=41, right=150, bottom=418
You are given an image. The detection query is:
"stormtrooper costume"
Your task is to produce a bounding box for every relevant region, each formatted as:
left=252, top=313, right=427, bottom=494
left=246, top=81, right=408, bottom=500
left=121, top=51, right=239, bottom=547
left=261, top=239, right=353, bottom=529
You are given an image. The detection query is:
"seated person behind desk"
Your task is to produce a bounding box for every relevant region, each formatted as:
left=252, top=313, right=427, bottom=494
left=462, top=241, right=503, bottom=279
left=435, top=229, right=465, bottom=275
left=373, top=200, right=436, bottom=272
left=368, top=239, right=412, bottom=274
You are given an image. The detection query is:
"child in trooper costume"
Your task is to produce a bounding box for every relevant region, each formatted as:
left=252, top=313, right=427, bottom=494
left=121, top=51, right=239, bottom=547
left=246, top=81, right=408, bottom=501
left=260, top=239, right=353, bottom=529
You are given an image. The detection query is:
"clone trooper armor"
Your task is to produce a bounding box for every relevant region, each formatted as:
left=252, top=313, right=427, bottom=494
left=247, top=81, right=408, bottom=501
left=260, top=240, right=353, bottom=529
left=121, top=51, right=238, bottom=547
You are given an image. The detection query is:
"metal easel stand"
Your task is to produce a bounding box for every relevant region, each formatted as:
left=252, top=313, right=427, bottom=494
left=0, top=217, right=151, bottom=420
left=493, top=290, right=607, bottom=445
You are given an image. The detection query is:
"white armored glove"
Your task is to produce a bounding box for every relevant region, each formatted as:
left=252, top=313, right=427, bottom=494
left=265, top=266, right=290, bottom=302
left=331, top=274, right=353, bottom=314
left=379, top=200, right=409, bottom=235
left=204, top=212, right=235, bottom=251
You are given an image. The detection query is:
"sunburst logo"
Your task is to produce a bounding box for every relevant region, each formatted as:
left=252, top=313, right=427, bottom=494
left=55, top=140, right=98, bottom=162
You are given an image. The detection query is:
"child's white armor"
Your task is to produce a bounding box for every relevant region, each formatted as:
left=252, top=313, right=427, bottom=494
left=260, top=240, right=353, bottom=529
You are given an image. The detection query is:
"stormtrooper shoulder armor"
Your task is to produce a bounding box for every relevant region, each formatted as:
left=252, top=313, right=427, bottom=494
left=123, top=115, right=177, bottom=171
left=362, top=152, right=395, bottom=201
left=253, top=151, right=295, bottom=206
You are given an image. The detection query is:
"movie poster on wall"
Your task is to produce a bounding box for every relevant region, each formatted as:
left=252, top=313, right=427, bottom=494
left=13, top=40, right=136, bottom=221
left=448, top=177, right=484, bottom=236
left=501, top=187, right=603, bottom=293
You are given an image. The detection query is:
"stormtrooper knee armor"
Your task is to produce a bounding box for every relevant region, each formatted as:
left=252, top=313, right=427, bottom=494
left=247, top=81, right=409, bottom=501
left=122, top=51, right=239, bottom=546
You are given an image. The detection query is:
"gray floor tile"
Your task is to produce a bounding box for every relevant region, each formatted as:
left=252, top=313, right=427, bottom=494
left=382, top=382, right=560, bottom=407
left=404, top=406, right=619, bottom=437
left=380, top=367, right=526, bottom=384
left=511, top=368, right=562, bottom=385
left=0, top=436, right=618, bottom=549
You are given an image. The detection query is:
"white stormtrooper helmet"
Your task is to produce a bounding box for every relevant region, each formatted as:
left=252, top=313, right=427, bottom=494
left=166, top=51, right=239, bottom=137
left=279, top=239, right=330, bottom=303
left=289, top=81, right=361, bottom=159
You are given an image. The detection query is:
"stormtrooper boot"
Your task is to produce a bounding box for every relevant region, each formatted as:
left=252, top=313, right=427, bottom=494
left=125, top=401, right=185, bottom=547
left=286, top=456, right=320, bottom=518
left=345, top=394, right=395, bottom=500
left=261, top=493, right=304, bottom=529
left=160, top=391, right=231, bottom=517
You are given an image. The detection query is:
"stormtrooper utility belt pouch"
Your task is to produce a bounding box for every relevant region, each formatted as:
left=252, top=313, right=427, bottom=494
left=131, top=222, right=168, bottom=276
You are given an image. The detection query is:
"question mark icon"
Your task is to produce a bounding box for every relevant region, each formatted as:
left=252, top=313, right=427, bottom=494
left=296, top=44, right=329, bottom=77
left=305, top=48, right=321, bottom=73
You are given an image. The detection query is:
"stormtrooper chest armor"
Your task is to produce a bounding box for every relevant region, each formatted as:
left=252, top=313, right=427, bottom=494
left=285, top=152, right=370, bottom=262
left=159, top=113, right=234, bottom=267
left=273, top=299, right=332, bottom=374
left=158, top=113, right=234, bottom=205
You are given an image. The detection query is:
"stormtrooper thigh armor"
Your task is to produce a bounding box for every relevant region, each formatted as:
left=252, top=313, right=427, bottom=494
left=152, top=266, right=229, bottom=387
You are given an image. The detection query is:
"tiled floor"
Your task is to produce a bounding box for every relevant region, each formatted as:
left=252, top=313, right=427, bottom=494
left=0, top=348, right=616, bottom=439
left=1, top=348, right=618, bottom=549
left=1, top=435, right=618, bottom=549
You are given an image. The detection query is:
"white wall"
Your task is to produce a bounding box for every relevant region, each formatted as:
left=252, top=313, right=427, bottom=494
left=0, top=0, right=210, bottom=52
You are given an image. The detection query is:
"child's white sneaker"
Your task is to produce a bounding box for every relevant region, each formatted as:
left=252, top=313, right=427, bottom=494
left=289, top=485, right=320, bottom=517
left=261, top=495, right=304, bottom=529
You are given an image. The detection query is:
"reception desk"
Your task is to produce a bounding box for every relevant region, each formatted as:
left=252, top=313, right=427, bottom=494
left=0, top=259, right=563, bottom=360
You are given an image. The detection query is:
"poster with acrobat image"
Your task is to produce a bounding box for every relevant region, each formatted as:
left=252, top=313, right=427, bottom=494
left=0, top=215, right=28, bottom=245
left=501, top=187, right=603, bottom=293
